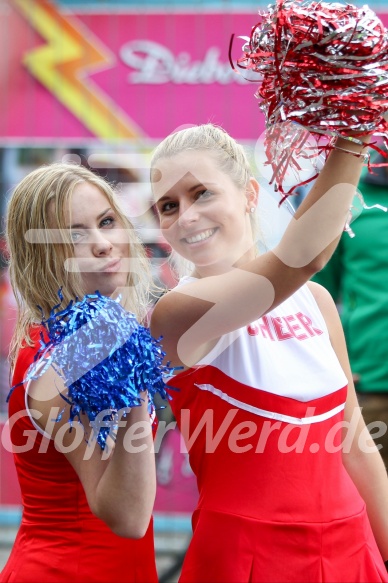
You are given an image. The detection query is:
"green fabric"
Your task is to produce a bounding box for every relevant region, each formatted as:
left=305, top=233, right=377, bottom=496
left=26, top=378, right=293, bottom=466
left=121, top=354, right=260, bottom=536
left=312, top=181, right=388, bottom=393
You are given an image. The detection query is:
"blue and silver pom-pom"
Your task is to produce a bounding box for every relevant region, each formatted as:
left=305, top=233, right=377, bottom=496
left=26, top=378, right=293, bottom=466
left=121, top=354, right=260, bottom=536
left=17, top=291, right=174, bottom=449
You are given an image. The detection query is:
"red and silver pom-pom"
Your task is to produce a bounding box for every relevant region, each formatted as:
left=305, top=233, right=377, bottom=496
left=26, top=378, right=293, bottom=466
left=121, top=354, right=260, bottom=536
left=237, top=0, right=388, bottom=194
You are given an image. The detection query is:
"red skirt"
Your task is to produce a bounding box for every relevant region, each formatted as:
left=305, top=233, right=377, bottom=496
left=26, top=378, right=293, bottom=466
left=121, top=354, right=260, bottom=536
left=179, top=507, right=388, bottom=583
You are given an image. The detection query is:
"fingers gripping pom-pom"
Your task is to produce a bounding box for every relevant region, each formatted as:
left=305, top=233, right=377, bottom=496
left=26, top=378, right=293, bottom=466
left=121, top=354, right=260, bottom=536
left=236, top=0, right=388, bottom=194
left=13, top=292, right=174, bottom=450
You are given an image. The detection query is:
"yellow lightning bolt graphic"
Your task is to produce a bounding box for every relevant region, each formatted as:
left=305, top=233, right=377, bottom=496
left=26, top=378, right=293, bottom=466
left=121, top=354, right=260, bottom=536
left=11, top=0, right=143, bottom=140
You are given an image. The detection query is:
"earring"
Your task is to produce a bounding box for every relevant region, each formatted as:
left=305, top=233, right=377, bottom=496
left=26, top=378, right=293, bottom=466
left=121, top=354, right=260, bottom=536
left=249, top=207, right=256, bottom=213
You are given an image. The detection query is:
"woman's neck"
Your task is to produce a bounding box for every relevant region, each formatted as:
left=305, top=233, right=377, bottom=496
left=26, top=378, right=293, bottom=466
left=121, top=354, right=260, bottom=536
left=191, top=246, right=258, bottom=279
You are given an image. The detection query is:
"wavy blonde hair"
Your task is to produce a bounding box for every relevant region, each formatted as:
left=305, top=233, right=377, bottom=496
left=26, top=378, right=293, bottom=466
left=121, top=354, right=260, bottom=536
left=6, top=162, right=151, bottom=368
left=150, top=123, right=260, bottom=276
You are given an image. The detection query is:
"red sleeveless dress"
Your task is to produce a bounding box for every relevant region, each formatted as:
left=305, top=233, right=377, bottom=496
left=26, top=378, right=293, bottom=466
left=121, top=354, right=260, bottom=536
left=168, top=281, right=388, bottom=583
left=0, top=327, right=157, bottom=583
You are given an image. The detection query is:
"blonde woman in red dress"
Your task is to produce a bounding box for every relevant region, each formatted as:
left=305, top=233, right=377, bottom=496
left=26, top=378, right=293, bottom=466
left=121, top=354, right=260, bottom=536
left=1, top=163, right=158, bottom=583
left=150, top=124, right=388, bottom=582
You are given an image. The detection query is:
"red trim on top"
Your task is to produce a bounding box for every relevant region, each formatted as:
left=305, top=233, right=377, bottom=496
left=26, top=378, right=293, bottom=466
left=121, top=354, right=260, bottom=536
left=168, top=365, right=347, bottom=419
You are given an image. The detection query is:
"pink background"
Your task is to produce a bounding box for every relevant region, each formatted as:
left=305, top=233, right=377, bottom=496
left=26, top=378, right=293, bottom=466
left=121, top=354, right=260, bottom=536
left=4, top=6, right=388, bottom=142
left=1, top=8, right=269, bottom=141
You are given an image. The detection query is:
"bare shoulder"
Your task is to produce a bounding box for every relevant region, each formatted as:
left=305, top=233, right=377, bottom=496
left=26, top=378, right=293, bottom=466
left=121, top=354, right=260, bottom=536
left=150, top=285, right=219, bottom=369
left=306, top=281, right=343, bottom=343
left=151, top=284, right=213, bottom=339
left=150, top=288, right=188, bottom=338
left=150, top=289, right=177, bottom=332
left=307, top=281, right=338, bottom=315
left=150, top=288, right=197, bottom=366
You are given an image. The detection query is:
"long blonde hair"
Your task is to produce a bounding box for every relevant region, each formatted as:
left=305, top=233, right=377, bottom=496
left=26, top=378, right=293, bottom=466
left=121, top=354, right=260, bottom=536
left=150, top=123, right=260, bottom=276
left=6, top=162, right=151, bottom=368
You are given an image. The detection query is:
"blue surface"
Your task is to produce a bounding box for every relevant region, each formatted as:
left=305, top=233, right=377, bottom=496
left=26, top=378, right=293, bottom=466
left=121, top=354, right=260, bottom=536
left=0, top=507, right=192, bottom=532
left=0, top=507, right=21, bottom=526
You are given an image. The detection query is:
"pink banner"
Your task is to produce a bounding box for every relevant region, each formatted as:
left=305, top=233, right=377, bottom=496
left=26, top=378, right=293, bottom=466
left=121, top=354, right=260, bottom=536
left=1, top=1, right=267, bottom=141
left=155, top=427, right=198, bottom=513
left=4, top=1, right=388, bottom=143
